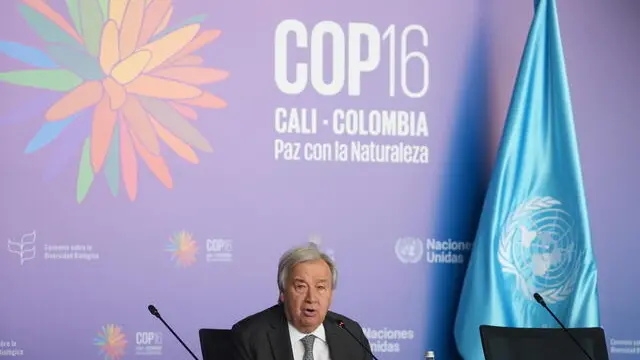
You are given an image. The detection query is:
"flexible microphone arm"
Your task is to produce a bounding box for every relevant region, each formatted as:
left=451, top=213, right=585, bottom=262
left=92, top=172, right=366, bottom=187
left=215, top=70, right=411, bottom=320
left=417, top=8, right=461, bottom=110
left=147, top=305, right=200, bottom=360
left=533, top=293, right=595, bottom=360
left=329, top=316, right=380, bottom=360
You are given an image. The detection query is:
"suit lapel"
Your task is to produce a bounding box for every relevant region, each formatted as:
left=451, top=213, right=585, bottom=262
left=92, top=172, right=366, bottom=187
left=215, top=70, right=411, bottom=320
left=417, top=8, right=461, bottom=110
left=324, top=318, right=350, bottom=360
left=267, top=305, right=294, bottom=360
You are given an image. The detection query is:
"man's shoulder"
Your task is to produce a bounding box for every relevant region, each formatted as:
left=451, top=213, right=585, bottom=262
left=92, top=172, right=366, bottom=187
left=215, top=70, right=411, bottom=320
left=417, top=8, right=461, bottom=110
left=326, top=309, right=364, bottom=332
left=232, top=304, right=283, bottom=334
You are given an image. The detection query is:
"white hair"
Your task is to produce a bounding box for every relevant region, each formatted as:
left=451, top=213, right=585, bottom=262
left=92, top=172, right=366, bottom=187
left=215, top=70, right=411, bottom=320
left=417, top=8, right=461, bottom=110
left=277, top=242, right=338, bottom=294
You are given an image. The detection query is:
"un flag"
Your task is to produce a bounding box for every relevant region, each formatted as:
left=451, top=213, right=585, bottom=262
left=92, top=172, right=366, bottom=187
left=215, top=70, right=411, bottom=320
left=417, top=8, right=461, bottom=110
left=453, top=0, right=601, bottom=359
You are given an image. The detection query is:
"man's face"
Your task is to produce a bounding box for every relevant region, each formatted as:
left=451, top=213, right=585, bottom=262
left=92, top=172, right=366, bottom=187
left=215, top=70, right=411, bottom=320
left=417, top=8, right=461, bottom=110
left=280, top=259, right=333, bottom=333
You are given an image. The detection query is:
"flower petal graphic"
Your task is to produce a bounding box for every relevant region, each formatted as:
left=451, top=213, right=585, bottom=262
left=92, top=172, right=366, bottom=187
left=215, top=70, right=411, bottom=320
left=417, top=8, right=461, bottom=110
left=20, top=0, right=83, bottom=44
left=150, top=116, right=199, bottom=163
left=78, top=0, right=104, bottom=56
left=140, top=23, right=200, bottom=72
left=169, top=101, right=198, bottom=120
left=99, top=20, right=120, bottom=75
left=109, top=0, right=129, bottom=28
left=170, top=55, right=203, bottom=66
left=120, top=120, right=138, bottom=201
left=137, top=0, right=172, bottom=47
left=0, top=41, right=57, bottom=68
left=138, top=96, right=212, bottom=152
left=152, top=14, right=205, bottom=40
left=131, top=133, right=173, bottom=188
left=91, top=94, right=118, bottom=172
left=167, top=29, right=220, bottom=63
left=9, top=0, right=228, bottom=201
left=152, top=67, right=228, bottom=85
left=119, top=0, right=145, bottom=58
left=24, top=114, right=78, bottom=154
left=125, top=75, right=202, bottom=99
left=46, top=45, right=105, bottom=80
left=178, top=91, right=227, bottom=109
left=0, top=69, right=82, bottom=91
left=111, top=50, right=151, bottom=85
left=46, top=81, right=103, bottom=120
left=104, top=122, right=121, bottom=196
left=153, top=5, right=173, bottom=36
left=102, top=77, right=127, bottom=110
left=77, top=137, right=95, bottom=203
left=98, top=0, right=108, bottom=19
left=65, top=0, right=81, bottom=34
left=121, top=96, right=160, bottom=155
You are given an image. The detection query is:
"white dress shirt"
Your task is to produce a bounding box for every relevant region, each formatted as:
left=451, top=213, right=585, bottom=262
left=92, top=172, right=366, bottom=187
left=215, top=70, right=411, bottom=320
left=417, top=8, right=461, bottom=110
left=287, top=322, right=331, bottom=360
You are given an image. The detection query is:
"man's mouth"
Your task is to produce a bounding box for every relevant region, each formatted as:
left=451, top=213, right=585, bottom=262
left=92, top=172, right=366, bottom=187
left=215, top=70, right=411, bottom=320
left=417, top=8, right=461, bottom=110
left=303, top=308, right=317, bottom=317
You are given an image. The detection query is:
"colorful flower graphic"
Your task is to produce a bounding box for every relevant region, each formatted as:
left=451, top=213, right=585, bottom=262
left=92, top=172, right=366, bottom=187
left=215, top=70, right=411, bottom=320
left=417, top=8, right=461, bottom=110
left=0, top=0, right=228, bottom=203
left=94, top=324, right=127, bottom=360
left=166, top=230, right=199, bottom=267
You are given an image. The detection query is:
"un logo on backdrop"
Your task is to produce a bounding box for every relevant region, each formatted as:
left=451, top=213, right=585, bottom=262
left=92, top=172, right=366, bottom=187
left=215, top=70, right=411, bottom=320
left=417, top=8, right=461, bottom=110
left=498, top=196, right=583, bottom=304
left=395, top=237, right=423, bottom=264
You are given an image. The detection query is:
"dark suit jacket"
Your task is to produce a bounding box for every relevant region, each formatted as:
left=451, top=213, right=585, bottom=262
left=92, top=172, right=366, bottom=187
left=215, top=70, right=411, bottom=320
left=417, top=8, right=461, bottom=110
left=231, top=304, right=373, bottom=360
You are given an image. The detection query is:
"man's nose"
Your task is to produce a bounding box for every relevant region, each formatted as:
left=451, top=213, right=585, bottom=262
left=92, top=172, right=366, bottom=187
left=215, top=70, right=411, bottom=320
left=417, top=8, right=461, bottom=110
left=305, top=289, right=318, bottom=302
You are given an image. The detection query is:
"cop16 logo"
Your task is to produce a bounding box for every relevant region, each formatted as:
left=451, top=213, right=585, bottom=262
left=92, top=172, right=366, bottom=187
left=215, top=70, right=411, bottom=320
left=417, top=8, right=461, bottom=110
left=274, top=20, right=429, bottom=98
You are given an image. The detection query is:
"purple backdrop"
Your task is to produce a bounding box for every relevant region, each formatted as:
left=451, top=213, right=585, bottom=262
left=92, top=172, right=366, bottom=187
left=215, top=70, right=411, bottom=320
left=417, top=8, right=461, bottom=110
left=1, top=0, right=638, bottom=359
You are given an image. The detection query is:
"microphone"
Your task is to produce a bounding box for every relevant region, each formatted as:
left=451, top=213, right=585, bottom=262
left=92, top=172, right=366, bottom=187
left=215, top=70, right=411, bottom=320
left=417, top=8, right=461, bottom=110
left=532, top=293, right=595, bottom=360
left=328, top=315, right=380, bottom=360
left=147, top=304, right=200, bottom=360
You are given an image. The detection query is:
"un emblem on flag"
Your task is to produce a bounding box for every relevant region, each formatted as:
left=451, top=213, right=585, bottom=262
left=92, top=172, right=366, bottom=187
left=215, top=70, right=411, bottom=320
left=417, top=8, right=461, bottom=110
left=498, top=196, right=583, bottom=304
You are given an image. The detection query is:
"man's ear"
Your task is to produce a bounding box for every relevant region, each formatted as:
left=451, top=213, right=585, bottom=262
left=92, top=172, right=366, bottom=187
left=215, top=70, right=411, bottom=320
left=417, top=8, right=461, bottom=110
left=279, top=293, right=284, bottom=303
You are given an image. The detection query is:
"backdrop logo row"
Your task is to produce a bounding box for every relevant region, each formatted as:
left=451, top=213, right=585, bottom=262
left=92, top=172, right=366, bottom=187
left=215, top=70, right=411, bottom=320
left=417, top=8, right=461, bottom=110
left=8, top=231, right=474, bottom=267
left=0, top=0, right=228, bottom=203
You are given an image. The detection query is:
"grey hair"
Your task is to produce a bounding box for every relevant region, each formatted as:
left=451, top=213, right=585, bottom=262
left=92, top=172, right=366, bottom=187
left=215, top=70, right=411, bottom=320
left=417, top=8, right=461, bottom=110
left=277, top=242, right=338, bottom=294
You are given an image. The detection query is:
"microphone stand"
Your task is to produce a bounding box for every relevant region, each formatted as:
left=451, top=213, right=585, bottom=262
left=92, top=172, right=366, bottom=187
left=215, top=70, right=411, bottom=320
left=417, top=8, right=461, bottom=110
left=148, top=305, right=200, bottom=360
left=533, top=293, right=595, bottom=360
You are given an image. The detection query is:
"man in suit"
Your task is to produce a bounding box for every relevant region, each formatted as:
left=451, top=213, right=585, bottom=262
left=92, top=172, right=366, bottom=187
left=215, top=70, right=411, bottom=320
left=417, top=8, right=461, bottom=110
left=231, top=242, right=373, bottom=360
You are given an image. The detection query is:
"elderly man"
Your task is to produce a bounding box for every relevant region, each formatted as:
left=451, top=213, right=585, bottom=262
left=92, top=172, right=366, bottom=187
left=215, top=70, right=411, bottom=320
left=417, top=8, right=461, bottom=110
left=231, top=243, right=373, bottom=360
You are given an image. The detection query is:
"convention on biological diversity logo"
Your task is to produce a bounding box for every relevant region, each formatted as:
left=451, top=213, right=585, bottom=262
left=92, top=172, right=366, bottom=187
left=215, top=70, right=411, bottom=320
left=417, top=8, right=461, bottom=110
left=0, top=0, right=228, bottom=203
left=94, top=324, right=127, bottom=360
left=166, top=230, right=199, bottom=267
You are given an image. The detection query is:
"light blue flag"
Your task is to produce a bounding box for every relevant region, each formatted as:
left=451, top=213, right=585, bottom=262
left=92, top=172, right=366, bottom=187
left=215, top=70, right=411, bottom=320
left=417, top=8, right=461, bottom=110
left=453, top=0, right=601, bottom=359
